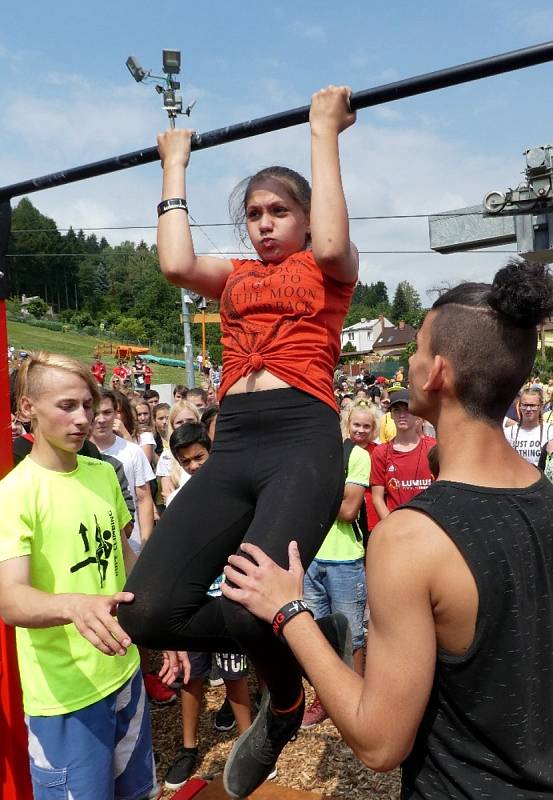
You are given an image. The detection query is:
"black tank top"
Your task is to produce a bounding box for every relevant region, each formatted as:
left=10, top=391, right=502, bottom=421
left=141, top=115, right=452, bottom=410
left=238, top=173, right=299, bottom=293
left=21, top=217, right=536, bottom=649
left=401, top=476, right=553, bottom=799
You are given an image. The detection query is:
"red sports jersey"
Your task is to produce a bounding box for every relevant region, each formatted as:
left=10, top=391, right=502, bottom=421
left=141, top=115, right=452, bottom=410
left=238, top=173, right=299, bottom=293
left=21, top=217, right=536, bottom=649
left=91, top=362, right=106, bottom=384
left=371, top=436, right=436, bottom=512
left=218, top=250, right=355, bottom=412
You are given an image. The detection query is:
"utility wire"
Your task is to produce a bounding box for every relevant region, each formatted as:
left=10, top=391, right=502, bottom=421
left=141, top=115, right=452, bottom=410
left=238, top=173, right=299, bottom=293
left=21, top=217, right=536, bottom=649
left=7, top=209, right=492, bottom=235
left=5, top=249, right=518, bottom=258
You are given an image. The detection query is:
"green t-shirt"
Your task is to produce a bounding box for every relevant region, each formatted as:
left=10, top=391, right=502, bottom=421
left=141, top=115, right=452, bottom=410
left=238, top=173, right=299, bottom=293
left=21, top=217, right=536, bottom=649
left=0, top=455, right=138, bottom=716
left=316, top=444, right=371, bottom=562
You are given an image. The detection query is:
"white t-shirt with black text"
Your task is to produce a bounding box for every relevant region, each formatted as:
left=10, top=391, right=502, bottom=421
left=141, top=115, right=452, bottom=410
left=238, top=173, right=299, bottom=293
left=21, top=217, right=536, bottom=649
left=504, top=422, right=553, bottom=466
left=99, top=435, right=155, bottom=552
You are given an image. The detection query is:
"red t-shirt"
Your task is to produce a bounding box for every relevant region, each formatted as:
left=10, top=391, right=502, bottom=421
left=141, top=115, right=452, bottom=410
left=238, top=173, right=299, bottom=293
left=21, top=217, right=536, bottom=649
left=91, top=362, right=106, bottom=384
left=113, top=365, right=128, bottom=380
left=363, top=441, right=381, bottom=531
left=218, top=250, right=355, bottom=411
left=371, top=436, right=437, bottom=512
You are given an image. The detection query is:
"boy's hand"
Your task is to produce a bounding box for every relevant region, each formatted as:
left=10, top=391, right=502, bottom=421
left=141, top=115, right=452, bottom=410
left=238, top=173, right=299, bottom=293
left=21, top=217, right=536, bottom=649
left=159, top=650, right=191, bottom=685
left=69, top=592, right=134, bottom=656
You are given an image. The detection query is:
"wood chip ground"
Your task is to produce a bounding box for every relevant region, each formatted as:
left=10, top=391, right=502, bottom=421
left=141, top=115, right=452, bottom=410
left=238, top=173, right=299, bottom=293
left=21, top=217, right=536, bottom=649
left=152, top=680, right=401, bottom=800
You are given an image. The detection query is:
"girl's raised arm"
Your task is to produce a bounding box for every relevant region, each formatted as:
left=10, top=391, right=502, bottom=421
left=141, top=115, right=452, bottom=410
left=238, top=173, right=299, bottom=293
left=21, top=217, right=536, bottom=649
left=157, top=129, right=233, bottom=299
left=309, top=86, right=359, bottom=284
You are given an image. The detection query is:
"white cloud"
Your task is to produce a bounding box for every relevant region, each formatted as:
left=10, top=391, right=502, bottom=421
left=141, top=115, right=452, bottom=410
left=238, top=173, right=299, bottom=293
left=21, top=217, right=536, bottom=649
left=291, top=21, right=326, bottom=41
left=511, top=9, right=553, bottom=37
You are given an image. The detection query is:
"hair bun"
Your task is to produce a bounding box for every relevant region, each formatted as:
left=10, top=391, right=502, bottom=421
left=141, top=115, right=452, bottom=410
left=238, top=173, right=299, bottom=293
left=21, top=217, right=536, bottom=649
left=488, top=259, right=553, bottom=328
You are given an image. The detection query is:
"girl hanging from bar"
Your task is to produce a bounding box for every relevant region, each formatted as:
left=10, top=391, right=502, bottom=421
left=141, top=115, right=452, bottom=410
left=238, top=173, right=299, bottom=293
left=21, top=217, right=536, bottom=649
left=119, top=85, right=358, bottom=798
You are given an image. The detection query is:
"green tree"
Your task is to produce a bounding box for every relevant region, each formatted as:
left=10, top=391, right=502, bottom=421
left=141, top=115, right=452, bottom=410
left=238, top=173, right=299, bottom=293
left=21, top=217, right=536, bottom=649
left=8, top=198, right=63, bottom=304
left=391, top=280, right=422, bottom=325
left=27, top=297, right=49, bottom=318
left=344, top=304, right=375, bottom=327
left=366, top=281, right=389, bottom=308
left=115, top=317, right=146, bottom=342
left=391, top=283, right=409, bottom=322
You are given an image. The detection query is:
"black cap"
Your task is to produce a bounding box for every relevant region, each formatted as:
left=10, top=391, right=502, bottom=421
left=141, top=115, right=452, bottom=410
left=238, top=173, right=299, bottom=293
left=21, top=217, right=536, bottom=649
left=389, top=388, right=410, bottom=408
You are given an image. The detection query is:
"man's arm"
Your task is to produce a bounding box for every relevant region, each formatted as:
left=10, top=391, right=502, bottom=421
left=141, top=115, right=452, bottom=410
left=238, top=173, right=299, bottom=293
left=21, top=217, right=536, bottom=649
left=372, top=485, right=390, bottom=520
left=222, top=509, right=439, bottom=771
left=0, top=556, right=135, bottom=655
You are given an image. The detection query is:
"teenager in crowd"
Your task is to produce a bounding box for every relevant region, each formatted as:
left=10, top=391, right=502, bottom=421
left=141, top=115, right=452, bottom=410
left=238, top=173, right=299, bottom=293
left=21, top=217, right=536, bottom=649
left=133, top=398, right=157, bottom=465
left=144, top=389, right=160, bottom=413
left=0, top=352, right=158, bottom=800
left=371, top=389, right=436, bottom=519
left=91, top=356, right=106, bottom=386
left=132, top=356, right=146, bottom=391
left=223, top=259, right=553, bottom=799
left=504, top=387, right=553, bottom=466
left=186, top=387, right=208, bottom=414
left=90, top=391, right=155, bottom=555
left=120, top=85, right=358, bottom=797
left=173, top=384, right=188, bottom=402
left=343, top=400, right=380, bottom=534
left=157, top=400, right=202, bottom=501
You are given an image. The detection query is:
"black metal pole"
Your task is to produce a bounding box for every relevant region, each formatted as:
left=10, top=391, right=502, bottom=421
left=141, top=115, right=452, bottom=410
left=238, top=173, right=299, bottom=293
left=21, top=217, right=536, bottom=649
left=1, top=40, right=553, bottom=202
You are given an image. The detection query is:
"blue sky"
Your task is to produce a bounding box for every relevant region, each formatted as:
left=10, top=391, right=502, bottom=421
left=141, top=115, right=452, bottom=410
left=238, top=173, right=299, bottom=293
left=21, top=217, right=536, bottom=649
left=2, top=1, right=553, bottom=300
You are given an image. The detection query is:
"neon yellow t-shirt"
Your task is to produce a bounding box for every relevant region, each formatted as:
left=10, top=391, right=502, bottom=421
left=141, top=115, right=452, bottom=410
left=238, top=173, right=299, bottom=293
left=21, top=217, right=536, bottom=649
left=0, top=455, right=138, bottom=716
left=316, top=444, right=371, bottom=561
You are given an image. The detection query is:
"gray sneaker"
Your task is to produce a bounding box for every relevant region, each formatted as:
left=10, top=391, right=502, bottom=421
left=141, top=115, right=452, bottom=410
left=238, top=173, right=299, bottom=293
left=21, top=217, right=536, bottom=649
left=223, top=690, right=304, bottom=798
left=223, top=612, right=351, bottom=799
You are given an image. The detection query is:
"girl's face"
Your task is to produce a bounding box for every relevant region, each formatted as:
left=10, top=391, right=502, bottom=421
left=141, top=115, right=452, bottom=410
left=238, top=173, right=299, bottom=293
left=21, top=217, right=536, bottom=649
left=245, top=185, right=310, bottom=264
left=519, top=393, right=541, bottom=426
left=155, top=409, right=169, bottom=436
left=349, top=409, right=375, bottom=448
left=136, top=404, right=150, bottom=426
left=206, top=387, right=217, bottom=405
left=173, top=409, right=197, bottom=429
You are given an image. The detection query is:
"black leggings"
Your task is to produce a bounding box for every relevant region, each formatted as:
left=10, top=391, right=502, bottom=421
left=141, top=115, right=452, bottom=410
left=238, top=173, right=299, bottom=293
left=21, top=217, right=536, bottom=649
left=119, top=388, right=343, bottom=708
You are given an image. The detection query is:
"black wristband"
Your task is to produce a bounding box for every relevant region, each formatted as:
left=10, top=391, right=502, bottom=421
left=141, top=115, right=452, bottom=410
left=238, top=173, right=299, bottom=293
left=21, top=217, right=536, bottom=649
left=157, top=198, right=189, bottom=217
left=272, top=600, right=313, bottom=640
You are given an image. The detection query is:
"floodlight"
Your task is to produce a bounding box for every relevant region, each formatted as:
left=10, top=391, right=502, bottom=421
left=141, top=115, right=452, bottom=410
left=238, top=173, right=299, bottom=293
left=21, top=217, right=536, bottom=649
left=526, top=147, right=546, bottom=171
left=163, top=49, right=181, bottom=75
left=126, top=56, right=147, bottom=82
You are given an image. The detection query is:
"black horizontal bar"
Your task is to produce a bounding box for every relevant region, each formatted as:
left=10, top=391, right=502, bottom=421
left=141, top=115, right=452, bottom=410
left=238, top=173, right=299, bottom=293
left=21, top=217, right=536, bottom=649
left=1, top=40, right=553, bottom=202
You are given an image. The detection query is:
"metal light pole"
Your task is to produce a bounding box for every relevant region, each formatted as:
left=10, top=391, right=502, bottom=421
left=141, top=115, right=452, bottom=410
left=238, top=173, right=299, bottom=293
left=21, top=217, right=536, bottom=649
left=128, top=49, right=197, bottom=387
left=180, top=290, right=196, bottom=388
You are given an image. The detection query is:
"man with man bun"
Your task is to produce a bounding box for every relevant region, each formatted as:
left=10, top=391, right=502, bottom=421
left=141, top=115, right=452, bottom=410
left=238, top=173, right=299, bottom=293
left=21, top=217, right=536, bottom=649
left=223, top=259, right=553, bottom=798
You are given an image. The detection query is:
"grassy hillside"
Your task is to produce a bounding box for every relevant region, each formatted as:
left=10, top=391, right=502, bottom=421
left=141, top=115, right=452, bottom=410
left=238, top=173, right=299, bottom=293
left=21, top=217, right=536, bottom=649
left=7, top=320, right=195, bottom=387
